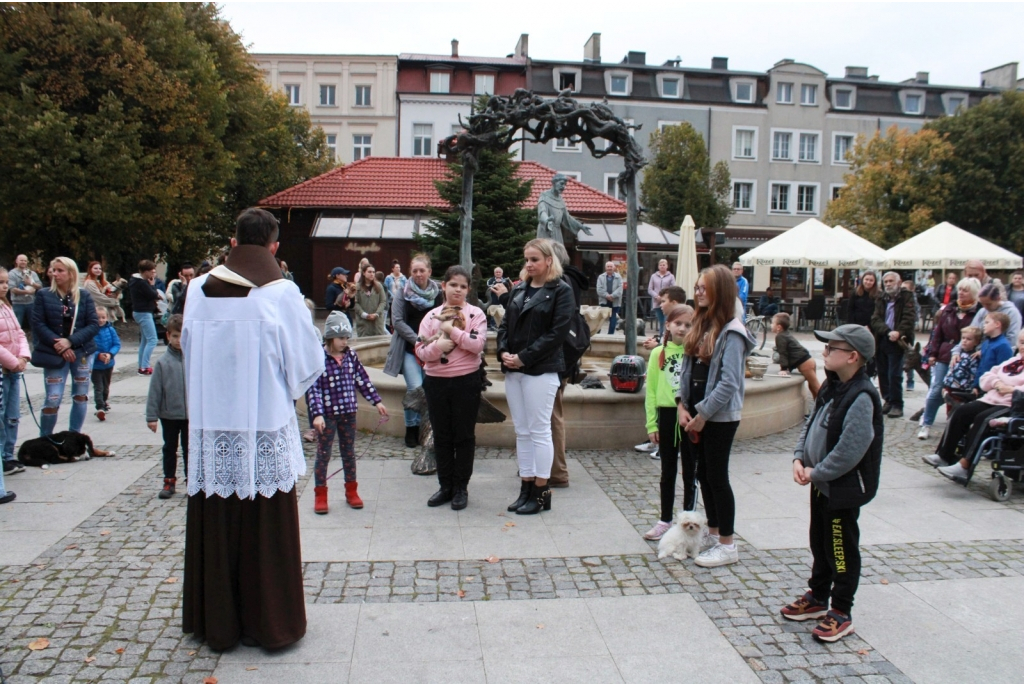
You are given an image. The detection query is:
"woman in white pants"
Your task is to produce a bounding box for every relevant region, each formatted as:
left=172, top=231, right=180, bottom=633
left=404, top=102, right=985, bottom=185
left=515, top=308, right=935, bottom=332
left=497, top=239, right=576, bottom=515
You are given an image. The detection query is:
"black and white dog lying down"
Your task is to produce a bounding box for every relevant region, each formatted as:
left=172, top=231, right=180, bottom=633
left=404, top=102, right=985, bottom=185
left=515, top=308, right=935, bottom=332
left=17, top=431, right=115, bottom=468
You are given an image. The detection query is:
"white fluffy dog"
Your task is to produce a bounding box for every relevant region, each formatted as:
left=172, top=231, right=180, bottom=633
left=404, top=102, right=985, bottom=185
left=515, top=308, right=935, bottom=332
left=657, top=511, right=708, bottom=562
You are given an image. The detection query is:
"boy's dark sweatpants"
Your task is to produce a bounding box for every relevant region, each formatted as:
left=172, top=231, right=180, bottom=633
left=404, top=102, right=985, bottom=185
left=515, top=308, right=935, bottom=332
left=162, top=418, right=189, bottom=480
left=808, top=488, right=861, bottom=615
left=657, top=406, right=696, bottom=522
left=92, top=368, right=113, bottom=410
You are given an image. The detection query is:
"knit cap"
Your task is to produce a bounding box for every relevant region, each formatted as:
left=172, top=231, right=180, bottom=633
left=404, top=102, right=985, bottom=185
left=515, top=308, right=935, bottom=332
left=324, top=311, right=352, bottom=339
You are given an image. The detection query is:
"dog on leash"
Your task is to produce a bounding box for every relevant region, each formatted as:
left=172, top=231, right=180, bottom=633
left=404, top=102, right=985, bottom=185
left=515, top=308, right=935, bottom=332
left=17, top=431, right=114, bottom=468
left=904, top=341, right=931, bottom=388
left=657, top=511, right=708, bottom=562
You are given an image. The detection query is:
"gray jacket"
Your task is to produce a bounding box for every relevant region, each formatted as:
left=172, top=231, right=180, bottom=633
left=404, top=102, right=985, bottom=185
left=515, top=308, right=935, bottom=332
left=383, top=280, right=440, bottom=377
left=146, top=346, right=187, bottom=421
left=675, top=318, right=756, bottom=422
left=794, top=393, right=875, bottom=498
left=596, top=272, right=623, bottom=308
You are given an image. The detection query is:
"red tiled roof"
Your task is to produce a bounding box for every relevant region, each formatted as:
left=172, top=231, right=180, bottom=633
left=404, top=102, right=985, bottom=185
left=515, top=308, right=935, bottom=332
left=259, top=157, right=627, bottom=217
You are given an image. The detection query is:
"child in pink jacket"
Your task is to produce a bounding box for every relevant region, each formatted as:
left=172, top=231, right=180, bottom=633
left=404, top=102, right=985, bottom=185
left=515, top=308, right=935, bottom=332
left=0, top=267, right=31, bottom=484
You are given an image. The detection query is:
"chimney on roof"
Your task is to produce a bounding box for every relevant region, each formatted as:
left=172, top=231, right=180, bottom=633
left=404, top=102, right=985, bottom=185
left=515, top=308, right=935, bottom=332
left=622, top=51, right=646, bottom=65
left=916, top=71, right=929, bottom=84
left=663, top=57, right=681, bottom=68
left=773, top=58, right=795, bottom=68
left=584, top=32, right=601, bottom=63
left=711, top=56, right=728, bottom=70
left=980, top=62, right=1019, bottom=90
left=451, top=39, right=459, bottom=58
left=514, top=33, right=529, bottom=58
left=845, top=66, right=869, bottom=78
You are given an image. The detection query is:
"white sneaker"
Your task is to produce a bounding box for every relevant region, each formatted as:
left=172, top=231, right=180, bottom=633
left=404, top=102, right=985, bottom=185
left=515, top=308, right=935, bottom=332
left=695, top=543, right=739, bottom=568
left=938, top=462, right=969, bottom=480
left=643, top=520, right=673, bottom=541
left=634, top=441, right=657, bottom=453
left=922, top=453, right=943, bottom=467
left=917, top=425, right=930, bottom=440
left=699, top=531, right=720, bottom=551
left=649, top=449, right=660, bottom=460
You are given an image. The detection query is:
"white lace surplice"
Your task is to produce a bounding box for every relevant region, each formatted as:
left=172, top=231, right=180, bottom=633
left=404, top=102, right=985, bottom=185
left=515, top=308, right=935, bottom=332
left=182, top=275, right=325, bottom=499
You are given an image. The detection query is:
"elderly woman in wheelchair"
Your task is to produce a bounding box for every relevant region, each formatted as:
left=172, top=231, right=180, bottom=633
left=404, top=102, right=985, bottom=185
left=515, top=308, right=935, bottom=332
left=923, top=329, right=1024, bottom=483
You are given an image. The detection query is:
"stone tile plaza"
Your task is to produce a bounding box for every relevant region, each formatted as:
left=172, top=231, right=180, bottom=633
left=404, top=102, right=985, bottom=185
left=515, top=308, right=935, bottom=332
left=3, top=332, right=1024, bottom=684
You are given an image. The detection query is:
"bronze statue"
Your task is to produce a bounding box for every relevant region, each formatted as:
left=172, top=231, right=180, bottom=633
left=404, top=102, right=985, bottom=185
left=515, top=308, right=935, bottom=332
left=536, top=174, right=593, bottom=245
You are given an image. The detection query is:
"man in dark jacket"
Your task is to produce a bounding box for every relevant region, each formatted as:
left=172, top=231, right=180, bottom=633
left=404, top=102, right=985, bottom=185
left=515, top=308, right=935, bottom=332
left=869, top=272, right=916, bottom=418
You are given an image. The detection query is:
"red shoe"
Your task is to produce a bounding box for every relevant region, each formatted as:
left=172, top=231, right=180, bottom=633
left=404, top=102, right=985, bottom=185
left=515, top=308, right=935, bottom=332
left=314, top=485, right=328, bottom=514
left=344, top=481, right=363, bottom=509
left=95, top=410, right=106, bottom=422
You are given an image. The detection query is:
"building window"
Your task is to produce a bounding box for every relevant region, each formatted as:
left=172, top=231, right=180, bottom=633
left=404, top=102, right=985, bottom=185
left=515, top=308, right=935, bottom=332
left=413, top=124, right=433, bottom=157
left=797, top=185, right=817, bottom=214
left=661, top=78, right=679, bottom=98
left=834, top=88, right=853, bottom=109
left=833, top=134, right=854, bottom=164
left=429, top=72, right=450, bottom=93
left=734, top=82, right=754, bottom=103
left=353, top=134, right=372, bottom=161
left=734, top=129, right=756, bottom=159
left=771, top=183, right=790, bottom=212
left=947, top=96, right=965, bottom=115
left=554, top=137, right=582, bottom=152
left=319, top=85, right=336, bottom=106
left=609, top=75, right=629, bottom=95
left=604, top=173, right=620, bottom=200
left=798, top=133, right=818, bottom=162
left=772, top=131, right=792, bottom=160
left=284, top=84, right=300, bottom=105
left=733, top=182, right=753, bottom=211
left=559, top=72, right=577, bottom=91
left=905, top=93, right=922, bottom=114
left=776, top=82, right=793, bottom=104
left=325, top=134, right=337, bottom=159
left=557, top=171, right=581, bottom=181
left=831, top=185, right=844, bottom=201
left=474, top=74, right=495, bottom=95
left=800, top=84, right=817, bottom=105
left=451, top=123, right=464, bottom=135
left=355, top=85, right=371, bottom=107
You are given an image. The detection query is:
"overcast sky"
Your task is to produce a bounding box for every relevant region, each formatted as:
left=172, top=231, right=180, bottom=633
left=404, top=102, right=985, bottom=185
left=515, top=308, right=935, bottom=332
left=220, top=1, right=1021, bottom=87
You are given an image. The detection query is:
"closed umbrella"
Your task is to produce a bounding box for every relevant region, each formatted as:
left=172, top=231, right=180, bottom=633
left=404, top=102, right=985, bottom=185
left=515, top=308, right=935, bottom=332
left=675, top=215, right=699, bottom=298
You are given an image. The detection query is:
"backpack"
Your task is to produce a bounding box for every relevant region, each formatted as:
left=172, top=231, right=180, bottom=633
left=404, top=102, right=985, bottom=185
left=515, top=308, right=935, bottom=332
left=562, top=309, right=591, bottom=383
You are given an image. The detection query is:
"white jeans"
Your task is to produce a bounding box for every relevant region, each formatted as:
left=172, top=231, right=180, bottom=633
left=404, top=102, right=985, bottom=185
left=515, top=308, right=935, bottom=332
left=504, top=371, right=560, bottom=479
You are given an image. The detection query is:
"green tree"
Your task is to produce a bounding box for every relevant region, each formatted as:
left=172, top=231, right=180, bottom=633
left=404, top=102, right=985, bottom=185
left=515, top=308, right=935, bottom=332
left=639, top=122, right=732, bottom=232
left=824, top=125, right=954, bottom=247
left=419, top=147, right=535, bottom=290
left=0, top=3, right=331, bottom=276
left=924, top=91, right=1024, bottom=252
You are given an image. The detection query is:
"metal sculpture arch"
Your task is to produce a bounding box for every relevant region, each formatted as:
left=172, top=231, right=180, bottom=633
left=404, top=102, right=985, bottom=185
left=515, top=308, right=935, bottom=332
left=438, top=88, right=647, bottom=353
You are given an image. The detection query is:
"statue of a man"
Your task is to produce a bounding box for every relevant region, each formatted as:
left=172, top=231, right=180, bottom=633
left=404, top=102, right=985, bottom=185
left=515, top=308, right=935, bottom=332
left=536, top=174, right=593, bottom=246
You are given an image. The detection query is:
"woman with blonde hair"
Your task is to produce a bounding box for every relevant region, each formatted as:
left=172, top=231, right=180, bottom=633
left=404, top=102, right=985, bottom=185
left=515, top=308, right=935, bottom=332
left=30, top=257, right=100, bottom=435
left=354, top=262, right=387, bottom=337
left=498, top=239, right=574, bottom=515
left=676, top=264, right=756, bottom=567
left=83, top=261, right=125, bottom=322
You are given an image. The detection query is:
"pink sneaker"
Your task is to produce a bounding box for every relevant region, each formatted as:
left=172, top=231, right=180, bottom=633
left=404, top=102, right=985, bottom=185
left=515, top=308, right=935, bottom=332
left=643, top=521, right=673, bottom=540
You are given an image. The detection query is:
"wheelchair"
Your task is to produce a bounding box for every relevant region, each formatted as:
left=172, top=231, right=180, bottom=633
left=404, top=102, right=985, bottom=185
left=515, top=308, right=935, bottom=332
left=952, top=391, right=1024, bottom=501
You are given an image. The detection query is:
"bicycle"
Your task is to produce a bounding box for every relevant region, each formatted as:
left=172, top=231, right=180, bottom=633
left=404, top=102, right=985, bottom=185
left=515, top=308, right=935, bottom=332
left=745, top=314, right=769, bottom=350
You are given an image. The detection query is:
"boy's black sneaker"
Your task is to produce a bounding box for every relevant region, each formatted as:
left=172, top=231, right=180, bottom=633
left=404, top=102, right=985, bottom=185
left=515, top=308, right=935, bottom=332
left=812, top=609, right=854, bottom=642
left=780, top=592, right=828, bottom=621
left=3, top=460, right=25, bottom=475
left=0, top=491, right=15, bottom=504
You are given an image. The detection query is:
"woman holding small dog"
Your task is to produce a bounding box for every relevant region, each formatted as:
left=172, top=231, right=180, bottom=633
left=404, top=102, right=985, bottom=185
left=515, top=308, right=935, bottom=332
left=31, top=257, right=100, bottom=436
left=416, top=265, right=488, bottom=510
left=83, top=261, right=126, bottom=323
left=498, top=239, right=575, bottom=515
left=676, top=265, right=756, bottom=567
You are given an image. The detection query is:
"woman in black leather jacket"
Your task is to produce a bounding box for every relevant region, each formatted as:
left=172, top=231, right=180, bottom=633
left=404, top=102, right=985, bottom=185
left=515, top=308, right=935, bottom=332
left=497, top=239, right=574, bottom=515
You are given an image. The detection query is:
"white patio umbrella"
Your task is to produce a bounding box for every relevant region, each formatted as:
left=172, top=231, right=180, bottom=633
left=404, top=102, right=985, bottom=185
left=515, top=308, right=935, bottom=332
left=675, top=215, right=699, bottom=296
left=832, top=225, right=887, bottom=268
left=738, top=218, right=858, bottom=268
left=882, top=221, right=1022, bottom=269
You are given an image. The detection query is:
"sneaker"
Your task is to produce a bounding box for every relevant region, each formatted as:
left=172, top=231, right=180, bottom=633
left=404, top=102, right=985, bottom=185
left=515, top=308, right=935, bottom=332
left=887, top=408, right=903, bottom=419
left=917, top=425, right=930, bottom=440
left=938, top=462, right=969, bottom=481
left=700, top=531, right=720, bottom=551
left=922, top=453, right=944, bottom=467
left=96, top=410, right=106, bottom=422
left=695, top=543, right=739, bottom=568
left=3, top=460, right=25, bottom=475
left=0, top=492, right=15, bottom=505
left=634, top=441, right=657, bottom=453
left=643, top=520, right=673, bottom=541
left=811, top=609, right=854, bottom=642
left=137, top=368, right=148, bottom=376
left=881, top=401, right=892, bottom=415
left=649, top=449, right=660, bottom=460
left=780, top=592, right=828, bottom=622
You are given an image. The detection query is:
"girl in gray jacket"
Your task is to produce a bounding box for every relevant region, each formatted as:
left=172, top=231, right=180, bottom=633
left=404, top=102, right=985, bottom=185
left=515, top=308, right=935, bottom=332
left=676, top=265, right=756, bottom=568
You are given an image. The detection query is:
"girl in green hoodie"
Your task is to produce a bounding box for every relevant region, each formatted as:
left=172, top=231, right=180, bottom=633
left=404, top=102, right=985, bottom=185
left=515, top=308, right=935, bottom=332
left=643, top=304, right=696, bottom=541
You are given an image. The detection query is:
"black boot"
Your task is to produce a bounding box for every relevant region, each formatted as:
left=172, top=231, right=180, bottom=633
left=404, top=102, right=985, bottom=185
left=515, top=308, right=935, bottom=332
left=515, top=482, right=551, bottom=515
left=507, top=480, right=532, bottom=512
left=450, top=485, right=468, bottom=510
left=427, top=486, right=454, bottom=507
left=405, top=425, right=420, bottom=448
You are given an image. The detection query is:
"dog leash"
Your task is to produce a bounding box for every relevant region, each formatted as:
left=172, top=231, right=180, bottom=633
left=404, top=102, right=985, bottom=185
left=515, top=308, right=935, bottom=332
left=324, top=415, right=389, bottom=482
left=21, top=373, right=65, bottom=446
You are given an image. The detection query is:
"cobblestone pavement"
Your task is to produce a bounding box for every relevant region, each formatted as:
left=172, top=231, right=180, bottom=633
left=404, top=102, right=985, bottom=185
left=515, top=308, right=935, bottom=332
left=2, top=400, right=1023, bottom=683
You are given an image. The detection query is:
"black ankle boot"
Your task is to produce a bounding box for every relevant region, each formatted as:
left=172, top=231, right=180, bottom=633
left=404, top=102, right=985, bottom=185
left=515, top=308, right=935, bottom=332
left=515, top=483, right=551, bottom=515
left=405, top=425, right=420, bottom=448
left=507, top=480, right=532, bottom=512
left=427, top=486, right=453, bottom=507
left=450, top=485, right=468, bottom=510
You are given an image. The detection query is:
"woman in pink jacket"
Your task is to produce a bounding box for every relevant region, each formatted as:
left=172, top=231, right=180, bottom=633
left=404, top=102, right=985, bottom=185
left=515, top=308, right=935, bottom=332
left=0, top=266, right=31, bottom=495
left=416, top=265, right=488, bottom=511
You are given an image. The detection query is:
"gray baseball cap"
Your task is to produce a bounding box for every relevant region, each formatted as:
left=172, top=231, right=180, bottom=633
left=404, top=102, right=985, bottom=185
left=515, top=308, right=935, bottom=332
left=814, top=324, right=875, bottom=362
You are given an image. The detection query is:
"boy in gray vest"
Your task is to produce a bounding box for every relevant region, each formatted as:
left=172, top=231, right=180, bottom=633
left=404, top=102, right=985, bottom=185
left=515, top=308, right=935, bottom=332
left=782, top=324, right=883, bottom=642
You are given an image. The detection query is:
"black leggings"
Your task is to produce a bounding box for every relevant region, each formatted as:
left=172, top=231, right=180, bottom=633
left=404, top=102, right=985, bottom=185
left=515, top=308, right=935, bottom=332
left=937, top=400, right=1004, bottom=464
left=422, top=372, right=481, bottom=488
left=657, top=406, right=697, bottom=522
left=161, top=418, right=189, bottom=479
left=684, top=418, right=739, bottom=537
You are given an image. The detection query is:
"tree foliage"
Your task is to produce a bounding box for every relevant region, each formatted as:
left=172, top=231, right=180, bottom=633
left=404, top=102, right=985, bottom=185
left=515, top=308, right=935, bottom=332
left=419, top=147, right=535, bottom=290
left=639, top=122, right=733, bottom=232
left=0, top=3, right=332, bottom=276
left=825, top=126, right=954, bottom=247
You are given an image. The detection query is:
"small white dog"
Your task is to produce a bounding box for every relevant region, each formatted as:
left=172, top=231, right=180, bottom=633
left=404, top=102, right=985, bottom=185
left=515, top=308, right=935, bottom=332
left=657, top=511, right=708, bottom=562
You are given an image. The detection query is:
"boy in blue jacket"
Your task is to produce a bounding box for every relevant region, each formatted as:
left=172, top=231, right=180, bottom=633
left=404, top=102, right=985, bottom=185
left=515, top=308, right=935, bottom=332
left=976, top=312, right=1013, bottom=391
left=92, top=308, right=121, bottom=421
